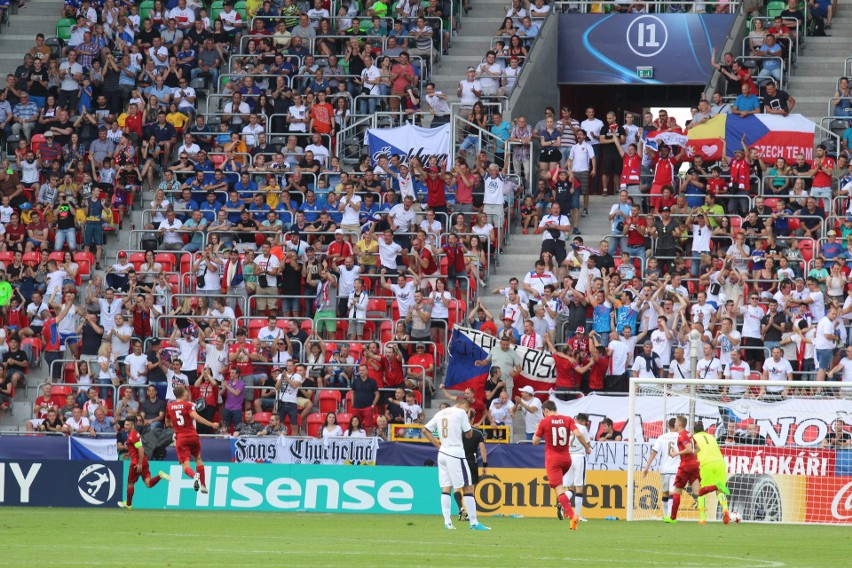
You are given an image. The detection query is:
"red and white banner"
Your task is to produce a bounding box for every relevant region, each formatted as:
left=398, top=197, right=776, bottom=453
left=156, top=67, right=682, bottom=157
left=807, top=477, right=852, bottom=523
left=552, top=393, right=852, bottom=447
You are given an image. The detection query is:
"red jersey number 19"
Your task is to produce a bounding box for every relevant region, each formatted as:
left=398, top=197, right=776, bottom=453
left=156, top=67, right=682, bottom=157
left=551, top=426, right=569, bottom=446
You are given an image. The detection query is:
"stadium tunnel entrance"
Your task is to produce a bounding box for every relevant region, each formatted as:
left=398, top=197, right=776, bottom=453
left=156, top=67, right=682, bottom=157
left=559, top=84, right=704, bottom=122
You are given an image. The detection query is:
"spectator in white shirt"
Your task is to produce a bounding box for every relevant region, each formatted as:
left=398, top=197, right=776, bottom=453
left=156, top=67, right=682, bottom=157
left=814, top=304, right=840, bottom=382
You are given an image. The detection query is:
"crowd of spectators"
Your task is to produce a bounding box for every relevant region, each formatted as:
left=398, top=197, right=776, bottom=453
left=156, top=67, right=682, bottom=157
left=1, top=0, right=535, bottom=443
left=5, top=1, right=850, bottom=451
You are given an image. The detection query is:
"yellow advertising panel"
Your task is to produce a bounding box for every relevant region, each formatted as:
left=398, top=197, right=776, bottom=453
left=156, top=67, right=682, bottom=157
left=476, top=468, right=629, bottom=519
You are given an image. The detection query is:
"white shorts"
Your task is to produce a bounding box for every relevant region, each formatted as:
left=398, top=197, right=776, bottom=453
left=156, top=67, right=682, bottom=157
left=661, top=473, right=676, bottom=493
left=438, top=451, right=472, bottom=489
left=563, top=454, right=586, bottom=487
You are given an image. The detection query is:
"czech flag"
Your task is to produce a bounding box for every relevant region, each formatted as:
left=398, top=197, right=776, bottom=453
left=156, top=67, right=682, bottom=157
left=446, top=327, right=557, bottom=400
left=686, top=113, right=815, bottom=164
left=445, top=328, right=490, bottom=400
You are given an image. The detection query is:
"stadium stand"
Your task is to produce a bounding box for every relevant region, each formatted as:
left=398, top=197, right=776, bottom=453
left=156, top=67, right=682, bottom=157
left=1, top=1, right=851, bottom=451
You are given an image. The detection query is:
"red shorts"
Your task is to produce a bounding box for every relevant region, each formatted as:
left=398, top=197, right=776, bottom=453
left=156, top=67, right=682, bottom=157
left=674, top=464, right=700, bottom=489
left=545, top=456, right=573, bottom=488
left=127, top=459, right=151, bottom=484
left=351, top=406, right=375, bottom=430
left=175, top=436, right=201, bottom=464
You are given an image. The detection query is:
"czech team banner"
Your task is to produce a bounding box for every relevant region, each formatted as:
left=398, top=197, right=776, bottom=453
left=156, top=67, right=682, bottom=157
left=231, top=436, right=380, bottom=465
left=365, top=123, right=451, bottom=170
left=445, top=326, right=556, bottom=399
left=557, top=14, right=734, bottom=84
left=685, top=113, right=816, bottom=163
left=551, top=393, right=852, bottom=446
left=129, top=462, right=440, bottom=513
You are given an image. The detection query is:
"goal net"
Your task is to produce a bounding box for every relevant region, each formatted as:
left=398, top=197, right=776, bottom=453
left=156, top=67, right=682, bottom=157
left=626, top=378, right=852, bottom=525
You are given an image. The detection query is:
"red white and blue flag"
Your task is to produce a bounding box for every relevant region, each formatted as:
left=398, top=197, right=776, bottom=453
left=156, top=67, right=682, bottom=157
left=445, top=326, right=557, bottom=399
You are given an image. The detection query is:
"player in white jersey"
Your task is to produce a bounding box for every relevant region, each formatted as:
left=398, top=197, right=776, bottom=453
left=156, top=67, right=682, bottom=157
left=423, top=399, right=491, bottom=530
left=563, top=413, right=592, bottom=521
left=642, top=418, right=681, bottom=520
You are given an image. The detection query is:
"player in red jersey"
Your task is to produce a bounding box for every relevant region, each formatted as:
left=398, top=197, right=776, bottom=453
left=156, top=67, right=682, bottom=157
left=166, top=385, right=219, bottom=493
left=532, top=400, right=591, bottom=530
left=665, top=415, right=703, bottom=523
left=118, top=416, right=170, bottom=509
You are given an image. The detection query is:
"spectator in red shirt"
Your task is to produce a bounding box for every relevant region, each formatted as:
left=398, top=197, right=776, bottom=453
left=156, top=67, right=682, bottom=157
left=122, top=103, right=144, bottom=140
left=361, top=341, right=386, bottom=389
left=406, top=342, right=435, bottom=392
left=309, top=91, right=334, bottom=134
left=5, top=213, right=27, bottom=252
left=413, top=158, right=448, bottom=214
left=326, top=228, right=353, bottom=267
left=464, top=387, right=487, bottom=426
left=576, top=334, right=609, bottom=393
left=228, top=328, right=268, bottom=408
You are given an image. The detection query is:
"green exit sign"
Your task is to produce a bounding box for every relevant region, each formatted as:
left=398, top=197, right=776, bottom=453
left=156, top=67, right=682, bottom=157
left=637, top=67, right=654, bottom=79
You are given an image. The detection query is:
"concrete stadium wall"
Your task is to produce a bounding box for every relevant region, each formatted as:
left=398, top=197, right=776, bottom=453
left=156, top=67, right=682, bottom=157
left=506, top=15, right=560, bottom=122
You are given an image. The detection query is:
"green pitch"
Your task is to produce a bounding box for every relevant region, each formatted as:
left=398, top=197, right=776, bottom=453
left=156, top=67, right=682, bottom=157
left=1, top=508, right=847, bottom=567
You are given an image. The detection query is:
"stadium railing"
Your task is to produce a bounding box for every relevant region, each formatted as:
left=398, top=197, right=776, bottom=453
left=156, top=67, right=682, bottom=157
left=734, top=55, right=787, bottom=90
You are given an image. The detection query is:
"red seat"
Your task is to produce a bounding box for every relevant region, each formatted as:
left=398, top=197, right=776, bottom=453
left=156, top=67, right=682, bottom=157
left=448, top=300, right=466, bottom=334
left=254, top=412, right=271, bottom=426
left=22, top=251, right=42, bottom=267
left=380, top=320, right=392, bottom=344
left=74, top=251, right=95, bottom=265
left=22, top=337, right=42, bottom=363
left=306, top=413, right=324, bottom=438
left=128, top=252, right=146, bottom=270
left=748, top=370, right=762, bottom=397
left=48, top=251, right=65, bottom=263
left=154, top=253, right=175, bottom=273
left=0, top=251, right=14, bottom=266
left=247, top=318, right=266, bottom=339
left=318, top=389, right=341, bottom=414
left=179, top=253, right=193, bottom=275
left=763, top=198, right=779, bottom=209
left=336, top=413, right=351, bottom=432
left=300, top=319, right=313, bottom=334
left=730, top=215, right=743, bottom=236
left=800, top=239, right=815, bottom=263
left=30, top=134, right=45, bottom=152
left=51, top=385, right=72, bottom=396
left=787, top=217, right=800, bottom=232
left=390, top=300, right=400, bottom=321
left=367, top=299, right=387, bottom=318
left=349, top=343, right=364, bottom=360
left=63, top=362, right=77, bottom=383
left=324, top=341, right=337, bottom=353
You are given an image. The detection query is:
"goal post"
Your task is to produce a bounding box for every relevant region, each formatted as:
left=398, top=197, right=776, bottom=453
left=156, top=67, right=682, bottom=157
left=626, top=377, right=852, bottom=525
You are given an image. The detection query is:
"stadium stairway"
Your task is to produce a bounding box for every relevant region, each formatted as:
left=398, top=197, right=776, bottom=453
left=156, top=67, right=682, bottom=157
left=0, top=1, right=68, bottom=429
left=430, top=0, right=508, bottom=104
left=0, top=1, right=65, bottom=78
left=428, top=194, right=615, bottom=438
left=786, top=19, right=852, bottom=126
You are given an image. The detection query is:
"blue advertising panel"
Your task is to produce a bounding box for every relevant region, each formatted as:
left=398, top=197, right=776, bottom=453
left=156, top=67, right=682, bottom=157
left=0, top=460, right=124, bottom=507
left=557, top=13, right=735, bottom=84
